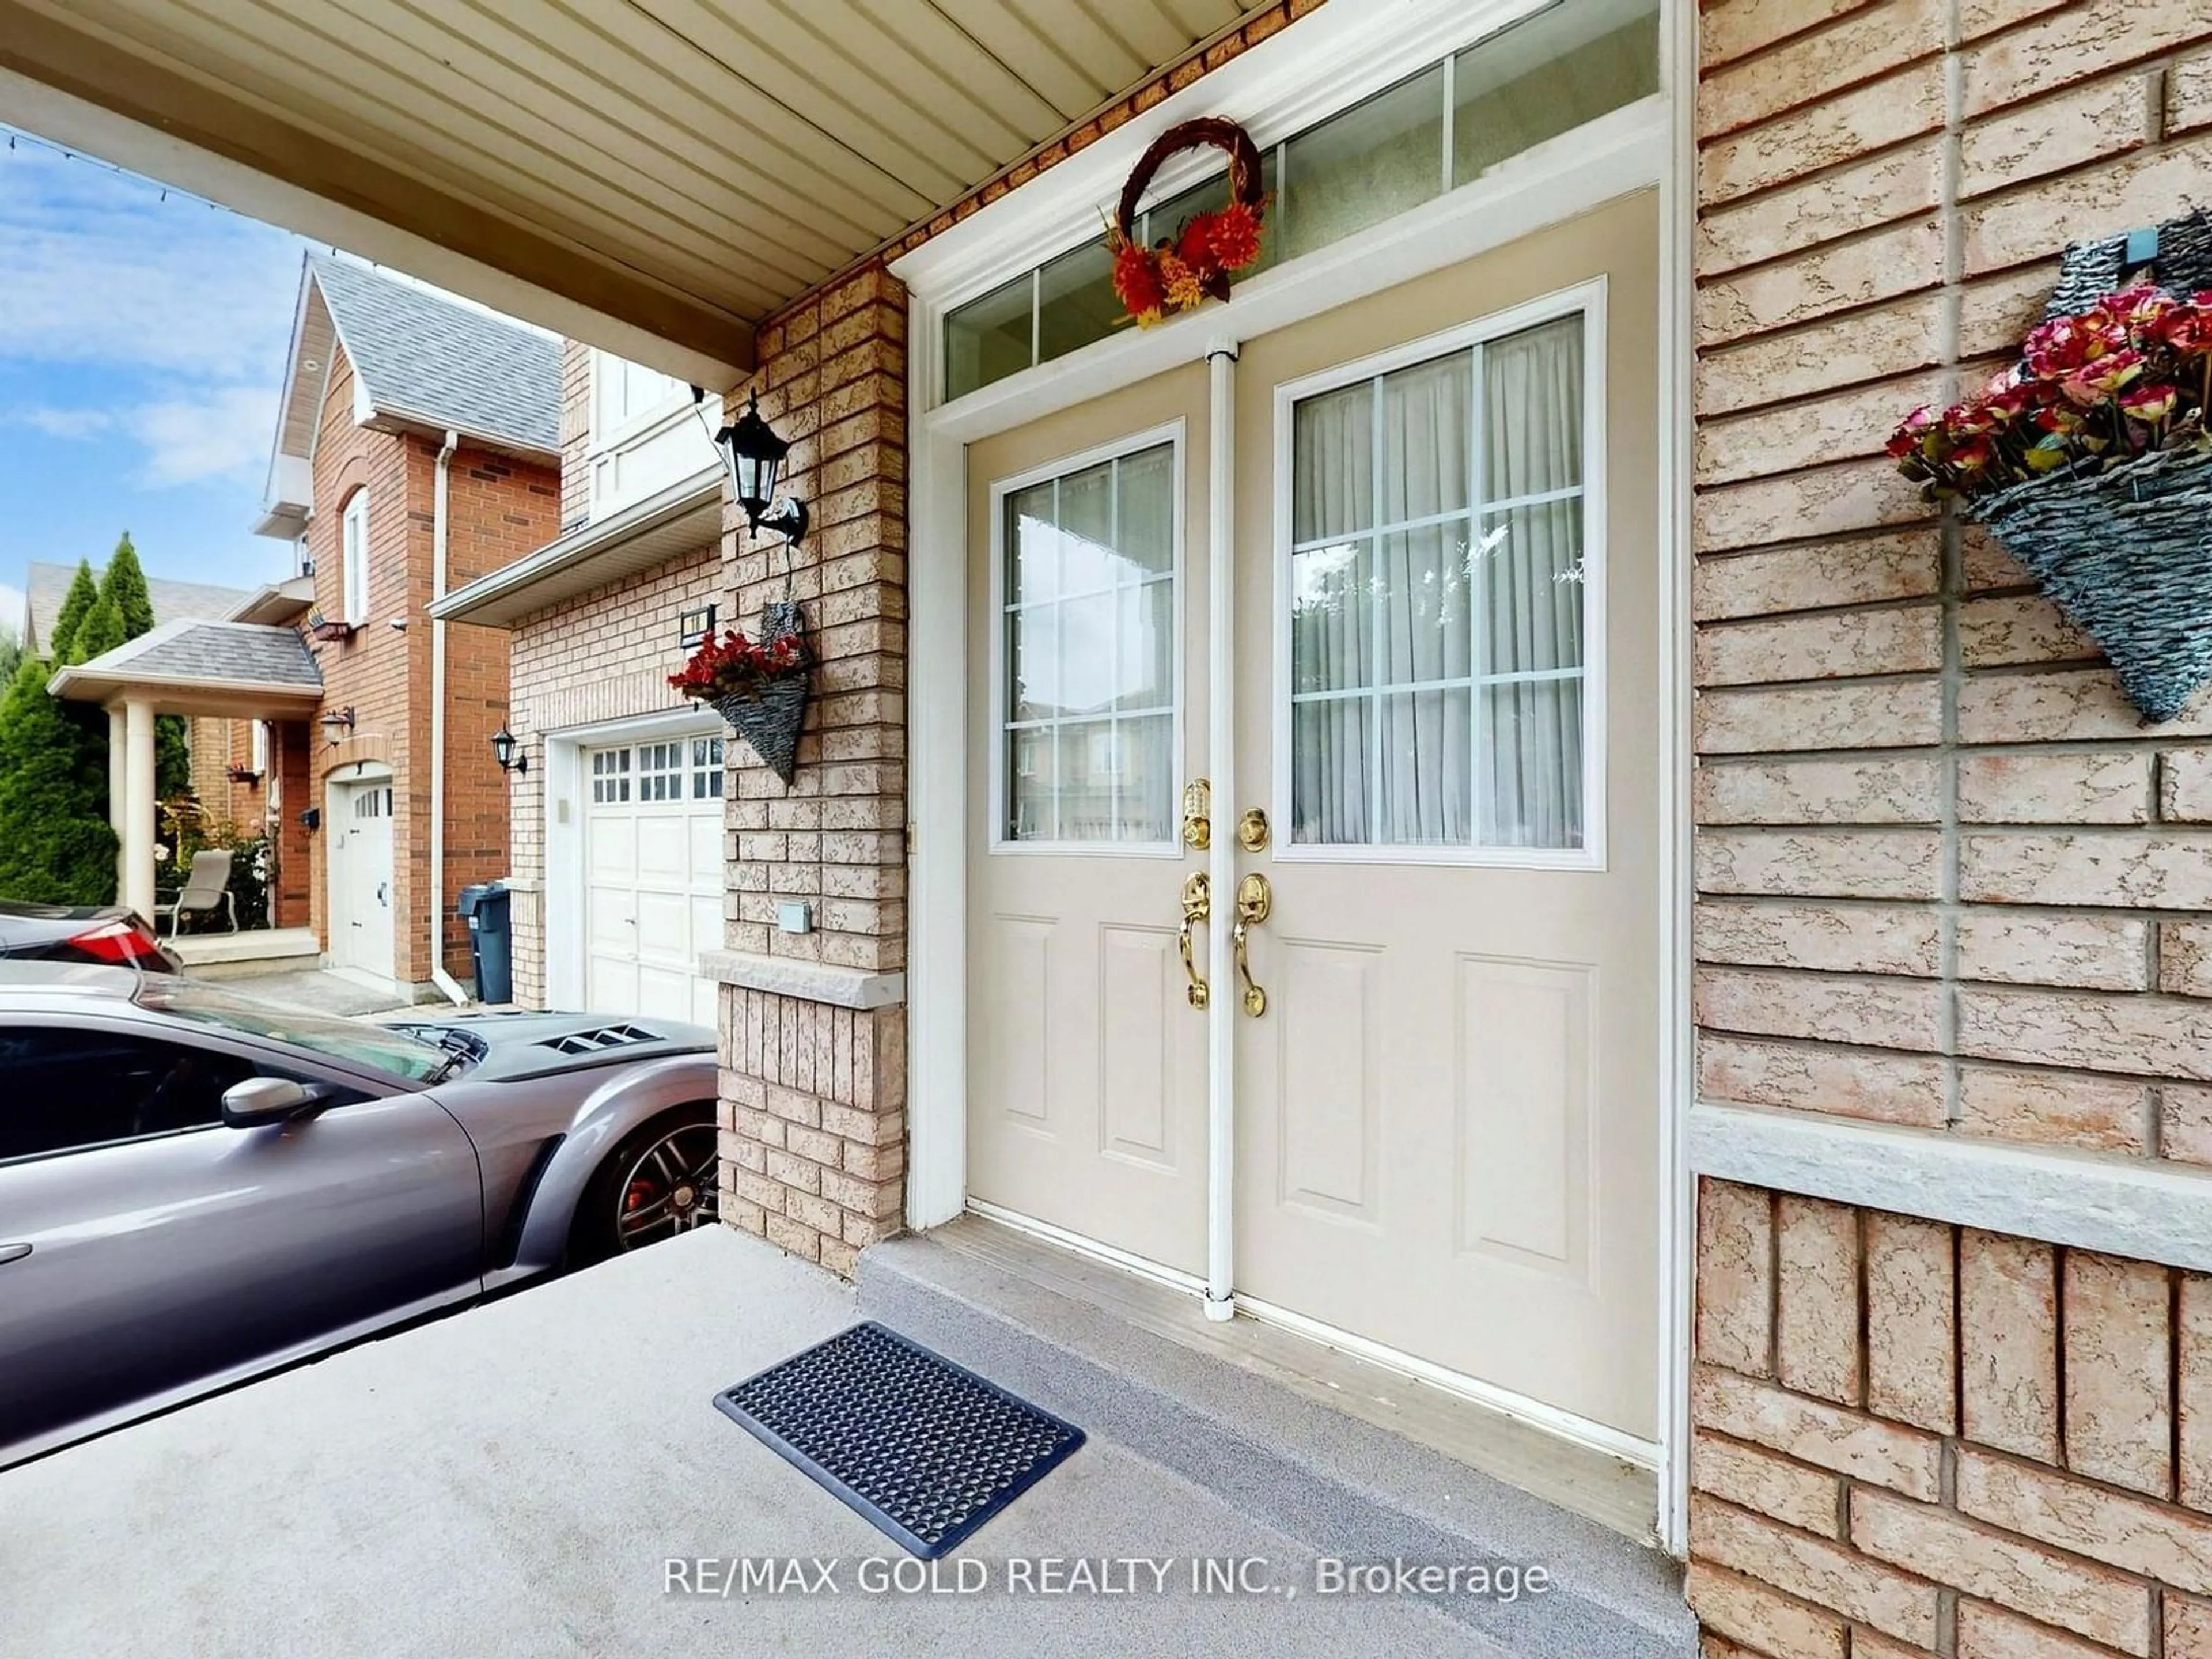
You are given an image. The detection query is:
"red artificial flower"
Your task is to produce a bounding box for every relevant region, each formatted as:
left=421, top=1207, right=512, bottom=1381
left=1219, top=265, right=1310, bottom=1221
left=1177, top=214, right=1215, bottom=271
left=1885, top=404, right=1937, bottom=460
left=2061, top=345, right=2146, bottom=406
left=1205, top=202, right=1264, bottom=271
left=2153, top=300, right=2212, bottom=357
left=1112, top=240, right=1166, bottom=324
left=2120, top=381, right=2179, bottom=423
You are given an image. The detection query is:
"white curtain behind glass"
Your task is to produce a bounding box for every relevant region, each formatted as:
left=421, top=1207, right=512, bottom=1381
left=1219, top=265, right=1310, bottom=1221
left=1289, top=315, right=1585, bottom=849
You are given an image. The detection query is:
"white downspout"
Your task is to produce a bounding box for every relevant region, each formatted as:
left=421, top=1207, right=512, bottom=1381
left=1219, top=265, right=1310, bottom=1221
left=1205, top=337, right=1238, bottom=1322
left=428, top=428, right=468, bottom=1005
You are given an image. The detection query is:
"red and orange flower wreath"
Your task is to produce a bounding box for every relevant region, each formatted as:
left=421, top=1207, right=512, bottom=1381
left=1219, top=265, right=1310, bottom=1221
left=1106, top=118, right=1270, bottom=327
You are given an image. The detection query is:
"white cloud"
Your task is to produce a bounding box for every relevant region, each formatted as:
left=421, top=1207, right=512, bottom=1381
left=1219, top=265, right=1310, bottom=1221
left=12, top=406, right=111, bottom=438
left=0, top=139, right=303, bottom=382
left=134, top=385, right=281, bottom=487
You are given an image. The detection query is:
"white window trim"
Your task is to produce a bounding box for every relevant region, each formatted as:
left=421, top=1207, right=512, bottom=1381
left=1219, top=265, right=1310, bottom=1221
left=588, top=346, right=696, bottom=454
left=1270, top=278, right=1608, bottom=872
left=340, top=491, right=370, bottom=624
left=250, top=721, right=269, bottom=777
left=986, top=421, right=1188, bottom=859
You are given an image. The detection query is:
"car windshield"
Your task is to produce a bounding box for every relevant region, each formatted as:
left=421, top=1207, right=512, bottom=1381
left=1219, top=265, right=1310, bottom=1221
left=134, top=980, right=449, bottom=1082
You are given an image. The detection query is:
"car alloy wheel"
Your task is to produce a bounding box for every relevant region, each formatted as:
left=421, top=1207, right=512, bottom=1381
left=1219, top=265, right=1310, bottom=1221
left=613, top=1122, right=720, bottom=1249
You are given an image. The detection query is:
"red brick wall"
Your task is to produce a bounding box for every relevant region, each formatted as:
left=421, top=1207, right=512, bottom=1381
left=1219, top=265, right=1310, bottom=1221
left=304, top=343, right=555, bottom=986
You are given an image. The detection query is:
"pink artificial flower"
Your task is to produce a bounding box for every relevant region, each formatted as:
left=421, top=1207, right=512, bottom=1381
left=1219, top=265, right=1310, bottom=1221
left=2120, top=381, right=2179, bottom=423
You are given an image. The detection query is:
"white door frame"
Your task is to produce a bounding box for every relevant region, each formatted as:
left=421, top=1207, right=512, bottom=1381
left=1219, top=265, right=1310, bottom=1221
left=895, top=0, right=1697, bottom=1552
left=544, top=706, right=724, bottom=1013
left=325, top=761, right=396, bottom=983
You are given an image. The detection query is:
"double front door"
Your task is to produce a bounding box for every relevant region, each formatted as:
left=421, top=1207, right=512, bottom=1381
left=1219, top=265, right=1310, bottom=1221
left=965, top=193, right=1660, bottom=1442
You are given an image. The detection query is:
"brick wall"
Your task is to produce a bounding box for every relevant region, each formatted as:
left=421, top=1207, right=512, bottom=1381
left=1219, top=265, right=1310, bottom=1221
left=304, top=343, right=555, bottom=986
left=1692, top=0, right=2212, bottom=1646
left=558, top=339, right=591, bottom=531
left=1694, top=1179, right=2212, bottom=1658
left=505, top=542, right=726, bottom=1010
left=185, top=715, right=259, bottom=830
left=713, top=264, right=908, bottom=1275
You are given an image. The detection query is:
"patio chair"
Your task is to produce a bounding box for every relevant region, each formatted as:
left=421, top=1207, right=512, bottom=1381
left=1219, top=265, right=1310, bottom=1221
left=157, top=849, right=238, bottom=938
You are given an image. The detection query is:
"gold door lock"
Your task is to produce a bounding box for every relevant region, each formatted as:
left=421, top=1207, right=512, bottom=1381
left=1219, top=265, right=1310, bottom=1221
left=1236, top=808, right=1270, bottom=851
left=1232, top=872, right=1271, bottom=1017
left=1177, top=872, right=1211, bottom=1010
left=1181, top=779, right=1212, bottom=850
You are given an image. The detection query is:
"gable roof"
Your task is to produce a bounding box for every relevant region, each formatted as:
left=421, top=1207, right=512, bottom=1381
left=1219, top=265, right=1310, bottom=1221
left=22, top=562, right=251, bottom=658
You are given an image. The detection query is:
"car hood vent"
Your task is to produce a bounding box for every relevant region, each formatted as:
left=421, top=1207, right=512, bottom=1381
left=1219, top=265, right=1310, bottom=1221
left=540, top=1023, right=660, bottom=1055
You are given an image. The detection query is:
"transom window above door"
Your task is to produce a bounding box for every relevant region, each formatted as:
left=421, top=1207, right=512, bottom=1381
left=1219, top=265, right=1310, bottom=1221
left=997, top=437, right=1179, bottom=849
left=1282, top=298, right=1601, bottom=862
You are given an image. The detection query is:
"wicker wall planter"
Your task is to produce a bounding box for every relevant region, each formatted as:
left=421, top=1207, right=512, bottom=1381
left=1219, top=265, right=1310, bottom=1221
left=714, top=599, right=808, bottom=786
left=1969, top=206, right=2212, bottom=724
left=1969, top=450, right=2212, bottom=723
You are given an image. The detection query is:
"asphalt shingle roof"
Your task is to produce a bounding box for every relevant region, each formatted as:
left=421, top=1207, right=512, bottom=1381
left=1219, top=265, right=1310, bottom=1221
left=76, top=620, right=321, bottom=690
left=311, top=255, right=561, bottom=454
left=23, top=563, right=250, bottom=656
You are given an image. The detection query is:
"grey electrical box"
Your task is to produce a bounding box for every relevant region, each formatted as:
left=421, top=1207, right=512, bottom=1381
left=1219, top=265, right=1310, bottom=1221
left=777, top=900, right=813, bottom=935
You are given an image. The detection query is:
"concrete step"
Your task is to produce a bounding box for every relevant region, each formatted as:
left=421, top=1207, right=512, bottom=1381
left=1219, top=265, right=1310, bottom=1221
left=858, top=1217, right=1696, bottom=1659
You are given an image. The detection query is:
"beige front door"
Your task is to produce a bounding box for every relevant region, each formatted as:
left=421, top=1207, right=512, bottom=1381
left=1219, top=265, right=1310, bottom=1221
left=1229, top=191, right=1661, bottom=1438
left=965, top=365, right=1211, bottom=1271
left=963, top=191, right=1660, bottom=1443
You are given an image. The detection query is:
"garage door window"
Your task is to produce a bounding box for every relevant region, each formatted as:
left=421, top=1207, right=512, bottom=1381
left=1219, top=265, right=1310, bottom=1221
left=638, top=740, right=685, bottom=802
left=592, top=749, right=632, bottom=804
left=691, top=736, right=725, bottom=799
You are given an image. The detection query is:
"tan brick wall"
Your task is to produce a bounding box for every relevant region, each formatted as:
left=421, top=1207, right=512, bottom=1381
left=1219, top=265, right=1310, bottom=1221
left=558, top=338, right=591, bottom=531
left=1694, top=0, right=2212, bottom=1645
left=1694, top=1178, right=2212, bottom=1659
left=505, top=543, right=727, bottom=1010
left=303, top=343, right=555, bottom=986
left=713, top=263, right=907, bottom=1272
left=1694, top=0, right=2212, bottom=1164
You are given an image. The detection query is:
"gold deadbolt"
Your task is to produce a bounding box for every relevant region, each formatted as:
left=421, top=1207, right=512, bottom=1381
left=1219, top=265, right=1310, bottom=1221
left=1236, top=808, right=1270, bottom=852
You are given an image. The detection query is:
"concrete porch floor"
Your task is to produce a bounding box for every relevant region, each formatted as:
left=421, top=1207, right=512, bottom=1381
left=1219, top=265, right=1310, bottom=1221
left=0, top=1228, right=1622, bottom=1659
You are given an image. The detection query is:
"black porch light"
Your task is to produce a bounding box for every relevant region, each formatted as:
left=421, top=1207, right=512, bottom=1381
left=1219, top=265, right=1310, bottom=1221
left=490, top=723, right=528, bottom=775
left=712, top=390, right=809, bottom=546
left=319, top=705, right=355, bottom=745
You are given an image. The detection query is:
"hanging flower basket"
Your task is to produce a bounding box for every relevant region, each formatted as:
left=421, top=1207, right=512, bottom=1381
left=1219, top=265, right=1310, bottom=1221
left=1889, top=218, right=2212, bottom=724
left=305, top=607, right=355, bottom=643
left=1105, top=116, right=1269, bottom=327
left=669, top=600, right=808, bottom=786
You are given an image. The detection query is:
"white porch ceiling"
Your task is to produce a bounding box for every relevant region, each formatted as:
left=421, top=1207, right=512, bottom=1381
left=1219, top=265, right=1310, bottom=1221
left=0, top=0, right=1271, bottom=381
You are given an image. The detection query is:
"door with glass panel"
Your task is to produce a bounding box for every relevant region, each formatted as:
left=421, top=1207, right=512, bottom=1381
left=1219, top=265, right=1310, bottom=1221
left=966, top=365, right=1210, bottom=1271
left=1229, top=192, right=1661, bottom=1438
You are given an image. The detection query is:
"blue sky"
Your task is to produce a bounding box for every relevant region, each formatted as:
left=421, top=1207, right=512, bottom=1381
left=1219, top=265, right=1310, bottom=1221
left=0, top=129, right=310, bottom=639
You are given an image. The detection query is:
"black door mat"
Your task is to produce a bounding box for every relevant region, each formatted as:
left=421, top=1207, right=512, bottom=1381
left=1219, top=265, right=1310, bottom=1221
left=714, top=1320, right=1085, bottom=1559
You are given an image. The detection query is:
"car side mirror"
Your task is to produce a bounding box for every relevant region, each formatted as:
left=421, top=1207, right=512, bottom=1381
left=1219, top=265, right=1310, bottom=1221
left=221, top=1077, right=331, bottom=1128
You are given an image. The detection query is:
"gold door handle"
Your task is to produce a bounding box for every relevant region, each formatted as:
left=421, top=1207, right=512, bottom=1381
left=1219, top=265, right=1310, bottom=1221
left=1232, top=872, right=1270, bottom=1017
left=1178, top=872, right=1211, bottom=1010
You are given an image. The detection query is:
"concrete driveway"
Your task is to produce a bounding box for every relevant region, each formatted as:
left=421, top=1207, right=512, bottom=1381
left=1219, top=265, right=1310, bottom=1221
left=0, top=1229, right=1499, bottom=1659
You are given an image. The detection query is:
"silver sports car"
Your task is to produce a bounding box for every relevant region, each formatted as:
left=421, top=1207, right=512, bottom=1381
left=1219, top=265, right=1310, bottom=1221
left=0, top=961, right=722, bottom=1468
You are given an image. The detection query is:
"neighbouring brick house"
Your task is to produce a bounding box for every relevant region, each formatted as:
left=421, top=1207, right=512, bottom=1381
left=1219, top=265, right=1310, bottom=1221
left=251, top=256, right=563, bottom=995
left=434, top=342, right=728, bottom=1024
left=50, top=0, right=2212, bottom=1649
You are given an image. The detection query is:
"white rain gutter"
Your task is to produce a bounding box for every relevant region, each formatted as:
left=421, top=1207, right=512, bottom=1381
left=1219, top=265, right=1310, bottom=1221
left=1205, top=336, right=1238, bottom=1322
left=427, top=428, right=468, bottom=1006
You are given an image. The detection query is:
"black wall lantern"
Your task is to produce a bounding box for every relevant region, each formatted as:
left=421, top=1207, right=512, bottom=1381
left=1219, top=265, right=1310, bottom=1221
left=490, top=723, right=528, bottom=775
left=318, top=705, right=355, bottom=745
left=677, top=601, right=717, bottom=649
left=706, top=389, right=808, bottom=546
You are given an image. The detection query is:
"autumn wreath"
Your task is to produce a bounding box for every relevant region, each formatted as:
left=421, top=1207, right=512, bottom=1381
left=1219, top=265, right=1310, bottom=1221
left=1106, top=117, right=1268, bottom=326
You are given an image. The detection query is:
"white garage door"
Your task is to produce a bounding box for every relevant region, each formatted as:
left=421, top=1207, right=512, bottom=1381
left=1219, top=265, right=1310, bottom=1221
left=584, top=732, right=724, bottom=1028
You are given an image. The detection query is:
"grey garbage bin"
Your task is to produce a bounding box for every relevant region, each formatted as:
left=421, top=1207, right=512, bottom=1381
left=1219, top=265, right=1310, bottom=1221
left=457, top=881, right=513, bottom=1005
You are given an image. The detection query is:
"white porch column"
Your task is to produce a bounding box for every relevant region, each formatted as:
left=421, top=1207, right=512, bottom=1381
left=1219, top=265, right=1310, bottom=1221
left=122, top=699, right=157, bottom=924
left=107, top=704, right=129, bottom=896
